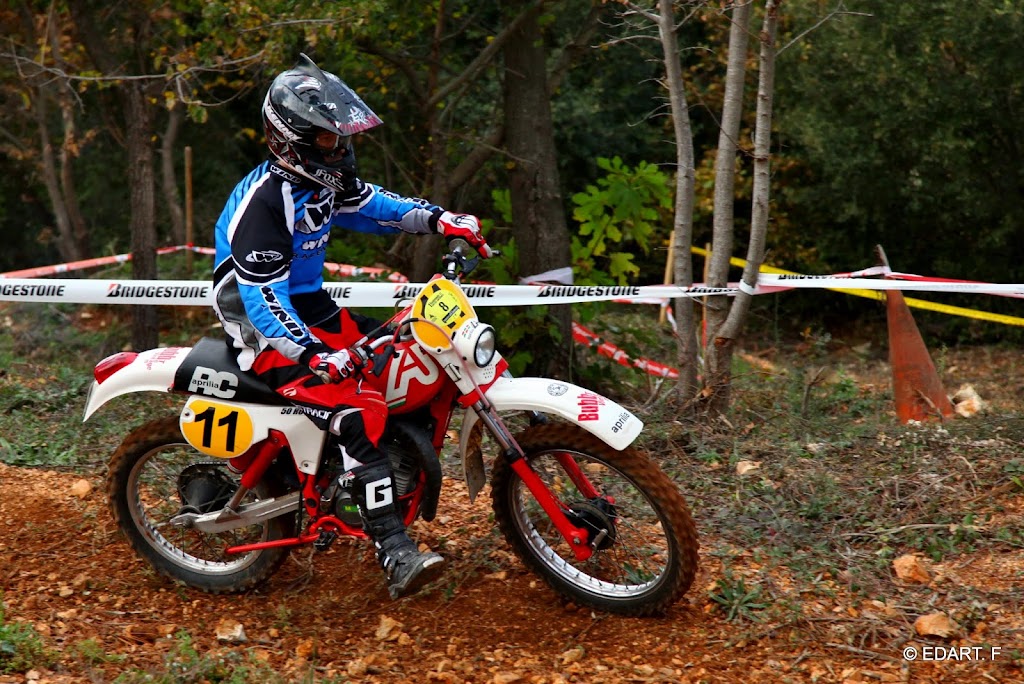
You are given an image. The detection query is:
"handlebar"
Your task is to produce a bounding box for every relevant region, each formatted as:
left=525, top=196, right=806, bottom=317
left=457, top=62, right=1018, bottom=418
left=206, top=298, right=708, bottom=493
left=442, top=238, right=500, bottom=280
left=442, top=239, right=474, bottom=280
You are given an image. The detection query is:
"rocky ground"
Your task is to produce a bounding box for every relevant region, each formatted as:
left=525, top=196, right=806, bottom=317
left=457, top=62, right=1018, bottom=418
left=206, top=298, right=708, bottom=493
left=0, top=457, right=1020, bottom=683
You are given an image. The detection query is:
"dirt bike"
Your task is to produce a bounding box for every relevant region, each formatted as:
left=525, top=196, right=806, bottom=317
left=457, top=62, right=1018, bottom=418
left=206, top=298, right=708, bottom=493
left=83, top=240, right=699, bottom=616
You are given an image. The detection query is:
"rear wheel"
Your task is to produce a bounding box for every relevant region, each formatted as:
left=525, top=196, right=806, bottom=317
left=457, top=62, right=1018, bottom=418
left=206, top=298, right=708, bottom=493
left=491, top=423, right=699, bottom=616
left=107, top=416, right=295, bottom=593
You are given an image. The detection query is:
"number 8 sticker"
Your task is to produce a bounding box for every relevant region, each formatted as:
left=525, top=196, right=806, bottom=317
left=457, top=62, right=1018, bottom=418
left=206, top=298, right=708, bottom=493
left=180, top=398, right=255, bottom=458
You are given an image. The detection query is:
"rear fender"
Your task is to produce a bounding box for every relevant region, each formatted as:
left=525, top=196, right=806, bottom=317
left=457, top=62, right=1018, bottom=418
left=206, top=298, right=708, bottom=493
left=82, top=347, right=190, bottom=421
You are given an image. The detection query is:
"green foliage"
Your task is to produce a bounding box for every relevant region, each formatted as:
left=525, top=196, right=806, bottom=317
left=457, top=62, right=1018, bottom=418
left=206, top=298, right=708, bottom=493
left=114, top=631, right=287, bottom=684
left=708, top=567, right=767, bottom=622
left=72, top=638, right=127, bottom=666
left=777, top=1, right=1024, bottom=335
left=570, top=157, right=673, bottom=285
left=0, top=603, right=52, bottom=675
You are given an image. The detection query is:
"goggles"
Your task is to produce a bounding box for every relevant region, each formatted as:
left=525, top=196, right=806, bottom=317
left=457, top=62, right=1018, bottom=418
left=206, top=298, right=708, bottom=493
left=314, top=130, right=352, bottom=155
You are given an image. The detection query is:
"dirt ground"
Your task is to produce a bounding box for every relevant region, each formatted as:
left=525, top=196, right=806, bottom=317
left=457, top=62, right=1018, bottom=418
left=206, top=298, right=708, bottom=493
left=1, top=455, right=1021, bottom=684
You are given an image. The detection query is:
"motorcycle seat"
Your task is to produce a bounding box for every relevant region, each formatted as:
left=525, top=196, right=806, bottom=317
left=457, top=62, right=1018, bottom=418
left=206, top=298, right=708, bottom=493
left=171, top=337, right=288, bottom=405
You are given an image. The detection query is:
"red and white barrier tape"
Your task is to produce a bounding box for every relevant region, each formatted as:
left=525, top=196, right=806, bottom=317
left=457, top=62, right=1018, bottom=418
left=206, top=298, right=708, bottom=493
left=572, top=322, right=679, bottom=379
left=0, top=245, right=405, bottom=283
left=0, top=245, right=202, bottom=279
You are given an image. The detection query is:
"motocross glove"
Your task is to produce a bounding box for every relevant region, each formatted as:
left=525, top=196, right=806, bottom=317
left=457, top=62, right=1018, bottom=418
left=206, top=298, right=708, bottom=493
left=309, top=348, right=356, bottom=383
left=436, top=211, right=495, bottom=258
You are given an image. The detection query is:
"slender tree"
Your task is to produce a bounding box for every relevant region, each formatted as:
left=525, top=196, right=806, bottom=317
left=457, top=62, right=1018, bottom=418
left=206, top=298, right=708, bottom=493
left=702, top=0, right=753, bottom=413
left=653, top=0, right=702, bottom=405
left=703, top=0, right=778, bottom=414
left=7, top=1, right=91, bottom=262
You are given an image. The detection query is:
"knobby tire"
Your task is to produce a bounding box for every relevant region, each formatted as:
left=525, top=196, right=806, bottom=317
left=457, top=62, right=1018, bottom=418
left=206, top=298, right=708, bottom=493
left=491, top=423, right=699, bottom=616
left=106, top=415, right=295, bottom=593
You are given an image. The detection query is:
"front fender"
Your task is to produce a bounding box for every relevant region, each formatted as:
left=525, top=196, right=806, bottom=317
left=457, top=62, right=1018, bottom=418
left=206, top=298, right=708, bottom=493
left=458, top=377, right=644, bottom=502
left=82, top=347, right=190, bottom=421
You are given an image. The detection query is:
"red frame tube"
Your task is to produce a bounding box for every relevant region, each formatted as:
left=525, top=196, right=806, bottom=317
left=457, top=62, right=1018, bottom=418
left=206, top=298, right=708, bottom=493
left=240, top=430, right=286, bottom=490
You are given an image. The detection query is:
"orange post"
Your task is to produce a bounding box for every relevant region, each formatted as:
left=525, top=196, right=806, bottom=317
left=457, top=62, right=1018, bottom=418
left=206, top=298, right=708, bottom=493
left=879, top=246, right=954, bottom=423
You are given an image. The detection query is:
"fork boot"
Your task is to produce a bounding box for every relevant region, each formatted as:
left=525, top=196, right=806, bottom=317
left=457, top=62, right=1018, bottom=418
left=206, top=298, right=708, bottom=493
left=349, top=462, right=444, bottom=599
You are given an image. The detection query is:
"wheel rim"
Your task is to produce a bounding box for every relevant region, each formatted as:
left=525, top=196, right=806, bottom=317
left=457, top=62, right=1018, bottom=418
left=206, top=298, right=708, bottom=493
left=507, top=448, right=675, bottom=601
left=126, top=442, right=271, bottom=576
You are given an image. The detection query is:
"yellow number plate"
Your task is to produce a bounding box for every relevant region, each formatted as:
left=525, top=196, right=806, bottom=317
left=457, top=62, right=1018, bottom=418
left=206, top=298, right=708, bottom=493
left=180, top=399, right=255, bottom=458
left=411, top=278, right=474, bottom=351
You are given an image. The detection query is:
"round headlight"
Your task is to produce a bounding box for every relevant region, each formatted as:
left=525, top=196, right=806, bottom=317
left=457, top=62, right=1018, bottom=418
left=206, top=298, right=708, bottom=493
left=473, top=326, right=496, bottom=367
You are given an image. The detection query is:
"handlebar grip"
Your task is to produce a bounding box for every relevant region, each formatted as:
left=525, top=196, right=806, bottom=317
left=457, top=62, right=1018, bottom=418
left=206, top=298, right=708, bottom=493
left=370, top=344, right=396, bottom=377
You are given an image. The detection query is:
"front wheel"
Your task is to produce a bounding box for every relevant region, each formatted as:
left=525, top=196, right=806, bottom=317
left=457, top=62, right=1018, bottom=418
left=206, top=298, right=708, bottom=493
left=491, top=423, right=699, bottom=616
left=106, top=416, right=296, bottom=593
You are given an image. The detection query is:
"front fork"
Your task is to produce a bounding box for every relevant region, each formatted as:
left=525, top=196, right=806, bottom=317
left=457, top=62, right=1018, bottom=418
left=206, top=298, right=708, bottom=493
left=471, top=401, right=600, bottom=562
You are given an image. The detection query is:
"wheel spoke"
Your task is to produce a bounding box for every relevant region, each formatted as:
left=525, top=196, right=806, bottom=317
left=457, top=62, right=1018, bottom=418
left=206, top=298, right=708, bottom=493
left=509, top=448, right=670, bottom=597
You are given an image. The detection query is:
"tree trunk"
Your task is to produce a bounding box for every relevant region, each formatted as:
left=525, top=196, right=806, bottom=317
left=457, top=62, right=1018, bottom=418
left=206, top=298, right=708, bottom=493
left=703, top=0, right=753, bottom=414
left=502, top=0, right=573, bottom=377
left=368, top=2, right=596, bottom=287
left=46, top=3, right=91, bottom=259
left=124, top=83, right=160, bottom=350
left=707, top=0, right=780, bottom=414
left=68, top=0, right=159, bottom=350
left=655, top=0, right=700, bottom=407
left=161, top=102, right=186, bottom=246
left=32, top=94, right=83, bottom=264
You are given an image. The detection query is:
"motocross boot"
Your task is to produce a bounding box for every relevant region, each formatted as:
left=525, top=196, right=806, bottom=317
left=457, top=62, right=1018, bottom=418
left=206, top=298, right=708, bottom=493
left=349, top=461, right=444, bottom=599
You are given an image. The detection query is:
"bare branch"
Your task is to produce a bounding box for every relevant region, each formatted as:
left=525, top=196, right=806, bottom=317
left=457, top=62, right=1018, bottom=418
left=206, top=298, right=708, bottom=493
left=0, top=51, right=264, bottom=86
left=446, top=124, right=505, bottom=190
left=428, top=1, right=541, bottom=109
left=778, top=2, right=873, bottom=55
left=239, top=18, right=337, bottom=33
left=547, top=1, right=605, bottom=95
left=353, top=41, right=429, bottom=104
left=622, top=2, right=659, bottom=24
left=602, top=33, right=664, bottom=46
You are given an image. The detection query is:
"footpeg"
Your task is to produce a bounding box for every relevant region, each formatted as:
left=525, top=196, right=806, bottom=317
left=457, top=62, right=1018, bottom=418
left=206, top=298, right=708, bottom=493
left=313, top=530, right=338, bottom=552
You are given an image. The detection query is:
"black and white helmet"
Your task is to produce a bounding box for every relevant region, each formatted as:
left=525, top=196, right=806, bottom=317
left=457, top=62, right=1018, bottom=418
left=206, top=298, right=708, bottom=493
left=262, top=53, right=382, bottom=191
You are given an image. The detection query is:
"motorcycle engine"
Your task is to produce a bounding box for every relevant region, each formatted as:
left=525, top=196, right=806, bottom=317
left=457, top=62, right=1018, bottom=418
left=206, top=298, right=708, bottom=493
left=384, top=437, right=421, bottom=498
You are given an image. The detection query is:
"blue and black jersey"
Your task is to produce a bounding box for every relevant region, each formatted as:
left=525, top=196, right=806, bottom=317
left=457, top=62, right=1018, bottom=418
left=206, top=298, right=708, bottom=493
left=213, top=161, right=439, bottom=370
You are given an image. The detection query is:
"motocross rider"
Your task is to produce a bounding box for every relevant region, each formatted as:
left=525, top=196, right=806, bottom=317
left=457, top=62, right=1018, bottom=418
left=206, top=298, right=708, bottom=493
left=212, top=54, right=493, bottom=599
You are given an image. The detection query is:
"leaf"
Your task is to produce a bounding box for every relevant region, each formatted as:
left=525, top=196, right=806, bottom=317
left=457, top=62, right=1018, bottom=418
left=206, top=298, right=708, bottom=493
left=893, top=554, right=932, bottom=584
left=607, top=252, right=639, bottom=284
left=914, top=613, right=959, bottom=638
left=735, top=460, right=762, bottom=476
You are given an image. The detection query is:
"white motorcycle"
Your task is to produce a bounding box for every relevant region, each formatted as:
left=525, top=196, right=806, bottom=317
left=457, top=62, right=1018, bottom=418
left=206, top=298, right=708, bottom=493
left=84, top=241, right=699, bottom=616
